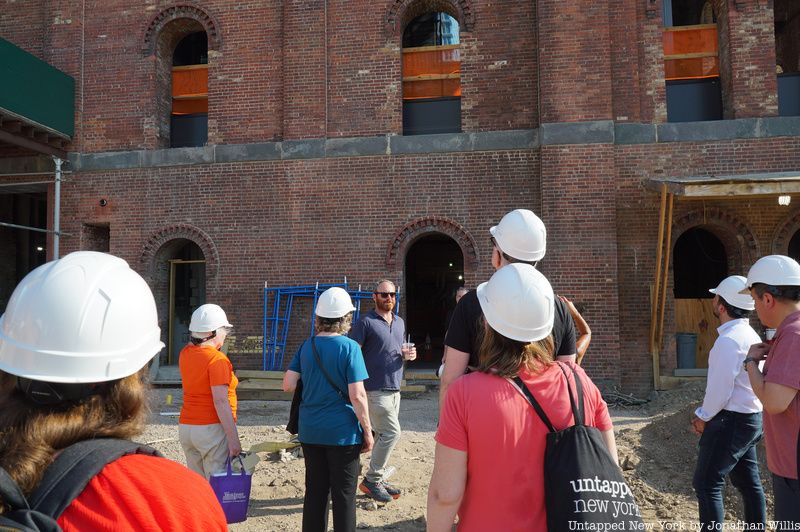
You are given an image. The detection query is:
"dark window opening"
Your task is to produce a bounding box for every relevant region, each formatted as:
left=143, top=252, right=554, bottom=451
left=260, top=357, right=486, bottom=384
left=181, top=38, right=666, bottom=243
left=81, top=223, right=110, bottom=252
left=0, top=193, right=47, bottom=312
left=673, top=227, right=728, bottom=298
left=775, top=0, right=800, bottom=116
left=663, top=0, right=721, bottom=121
left=173, top=32, right=208, bottom=66
left=171, top=31, right=208, bottom=148
left=664, top=0, right=716, bottom=27
left=405, top=234, right=464, bottom=367
left=402, top=12, right=461, bottom=135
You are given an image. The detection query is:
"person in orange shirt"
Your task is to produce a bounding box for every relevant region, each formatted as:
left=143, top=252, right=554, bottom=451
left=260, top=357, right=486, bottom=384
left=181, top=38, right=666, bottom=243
left=179, top=304, right=242, bottom=478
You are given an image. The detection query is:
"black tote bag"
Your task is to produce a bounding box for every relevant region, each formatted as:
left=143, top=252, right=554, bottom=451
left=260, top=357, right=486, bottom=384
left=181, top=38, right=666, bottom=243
left=513, top=363, right=643, bottom=531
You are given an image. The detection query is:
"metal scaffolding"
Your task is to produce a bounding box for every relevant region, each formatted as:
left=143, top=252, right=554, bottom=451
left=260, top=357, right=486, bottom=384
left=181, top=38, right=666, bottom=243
left=262, top=281, right=401, bottom=371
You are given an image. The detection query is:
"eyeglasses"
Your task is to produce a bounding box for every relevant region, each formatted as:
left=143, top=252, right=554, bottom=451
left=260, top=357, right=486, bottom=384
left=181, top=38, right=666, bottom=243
left=375, top=292, right=396, bottom=298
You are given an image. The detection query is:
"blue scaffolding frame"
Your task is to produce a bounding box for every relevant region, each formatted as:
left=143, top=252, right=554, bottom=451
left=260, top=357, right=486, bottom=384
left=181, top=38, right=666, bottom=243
left=262, top=281, right=401, bottom=371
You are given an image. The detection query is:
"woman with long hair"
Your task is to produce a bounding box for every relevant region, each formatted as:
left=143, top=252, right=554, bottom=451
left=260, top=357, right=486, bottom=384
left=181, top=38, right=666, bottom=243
left=0, top=251, right=226, bottom=529
left=283, top=287, right=373, bottom=532
left=427, top=263, right=617, bottom=531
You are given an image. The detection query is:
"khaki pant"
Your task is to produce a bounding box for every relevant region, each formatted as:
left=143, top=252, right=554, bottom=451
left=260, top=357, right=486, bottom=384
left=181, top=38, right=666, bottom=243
left=365, top=390, right=401, bottom=483
left=178, top=423, right=228, bottom=479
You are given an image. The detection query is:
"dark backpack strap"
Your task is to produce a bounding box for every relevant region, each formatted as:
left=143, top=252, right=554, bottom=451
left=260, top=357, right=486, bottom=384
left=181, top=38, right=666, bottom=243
left=512, top=376, right=556, bottom=433
left=310, top=337, right=350, bottom=404
left=557, top=362, right=586, bottom=426
left=29, top=438, right=161, bottom=519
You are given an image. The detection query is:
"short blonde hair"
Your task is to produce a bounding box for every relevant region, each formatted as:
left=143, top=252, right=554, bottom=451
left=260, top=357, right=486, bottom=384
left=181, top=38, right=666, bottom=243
left=315, top=313, right=353, bottom=335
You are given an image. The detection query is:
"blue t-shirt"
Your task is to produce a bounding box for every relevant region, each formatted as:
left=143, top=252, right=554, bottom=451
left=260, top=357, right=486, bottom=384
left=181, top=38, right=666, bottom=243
left=348, top=310, right=405, bottom=391
left=288, top=335, right=369, bottom=446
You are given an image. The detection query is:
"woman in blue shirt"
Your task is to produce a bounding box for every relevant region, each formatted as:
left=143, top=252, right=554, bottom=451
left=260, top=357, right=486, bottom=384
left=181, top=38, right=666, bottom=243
left=283, top=287, right=373, bottom=532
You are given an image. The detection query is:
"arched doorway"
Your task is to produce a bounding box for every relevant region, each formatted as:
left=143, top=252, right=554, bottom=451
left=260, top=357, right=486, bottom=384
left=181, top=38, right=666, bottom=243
left=153, top=239, right=206, bottom=365
left=672, top=226, right=728, bottom=369
left=404, top=234, right=464, bottom=366
left=788, top=229, right=800, bottom=262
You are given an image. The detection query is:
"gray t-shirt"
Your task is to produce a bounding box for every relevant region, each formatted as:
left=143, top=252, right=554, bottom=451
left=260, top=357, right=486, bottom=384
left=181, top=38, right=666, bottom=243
left=349, top=309, right=406, bottom=391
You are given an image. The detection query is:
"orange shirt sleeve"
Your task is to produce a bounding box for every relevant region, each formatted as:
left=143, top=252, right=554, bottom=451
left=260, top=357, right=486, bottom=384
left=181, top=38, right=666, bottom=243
left=208, top=357, right=232, bottom=387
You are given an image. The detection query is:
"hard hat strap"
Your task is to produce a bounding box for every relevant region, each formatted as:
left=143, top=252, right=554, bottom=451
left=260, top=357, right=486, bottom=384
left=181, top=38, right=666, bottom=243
left=16, top=377, right=113, bottom=406
left=190, top=330, right=217, bottom=345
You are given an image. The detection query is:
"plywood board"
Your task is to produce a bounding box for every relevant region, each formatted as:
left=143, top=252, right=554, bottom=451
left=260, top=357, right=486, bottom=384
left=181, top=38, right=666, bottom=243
left=674, top=298, right=718, bottom=368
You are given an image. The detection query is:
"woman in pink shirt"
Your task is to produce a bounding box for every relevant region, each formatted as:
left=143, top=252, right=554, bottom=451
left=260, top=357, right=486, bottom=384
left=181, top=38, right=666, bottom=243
left=427, top=264, right=616, bottom=532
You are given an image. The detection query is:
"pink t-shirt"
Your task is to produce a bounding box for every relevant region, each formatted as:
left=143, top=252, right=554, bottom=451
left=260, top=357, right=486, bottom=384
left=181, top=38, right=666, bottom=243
left=763, top=310, right=800, bottom=479
left=435, top=362, right=613, bottom=532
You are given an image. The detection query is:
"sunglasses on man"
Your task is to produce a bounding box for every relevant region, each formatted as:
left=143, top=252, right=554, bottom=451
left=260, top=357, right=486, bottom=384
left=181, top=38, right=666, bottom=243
left=375, top=292, right=396, bottom=298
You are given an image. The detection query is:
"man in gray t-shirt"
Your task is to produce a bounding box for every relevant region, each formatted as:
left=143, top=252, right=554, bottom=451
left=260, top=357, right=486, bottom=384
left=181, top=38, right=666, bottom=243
left=349, top=279, right=416, bottom=503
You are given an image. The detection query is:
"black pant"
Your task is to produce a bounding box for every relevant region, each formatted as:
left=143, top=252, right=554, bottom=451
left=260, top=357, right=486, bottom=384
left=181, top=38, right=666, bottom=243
left=301, top=443, right=361, bottom=532
left=773, top=474, right=800, bottom=530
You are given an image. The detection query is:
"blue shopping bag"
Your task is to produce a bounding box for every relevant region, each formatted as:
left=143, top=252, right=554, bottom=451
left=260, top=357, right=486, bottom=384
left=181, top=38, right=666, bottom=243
left=209, top=456, right=252, bottom=524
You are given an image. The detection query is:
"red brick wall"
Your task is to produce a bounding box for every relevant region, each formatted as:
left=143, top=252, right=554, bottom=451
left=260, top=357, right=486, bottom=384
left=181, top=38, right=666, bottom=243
left=537, top=0, right=613, bottom=122
left=540, top=144, right=620, bottom=384
left=716, top=0, right=779, bottom=118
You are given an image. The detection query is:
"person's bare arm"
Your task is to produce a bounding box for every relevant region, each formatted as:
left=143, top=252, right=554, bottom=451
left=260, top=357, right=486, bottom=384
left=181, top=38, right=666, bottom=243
left=426, top=443, right=467, bottom=532
left=348, top=381, right=374, bottom=453
left=282, top=369, right=300, bottom=392
left=745, top=342, right=799, bottom=415
left=600, top=429, right=618, bottom=465
left=211, top=385, right=242, bottom=457
left=559, top=296, right=592, bottom=365
left=439, top=346, right=469, bottom=416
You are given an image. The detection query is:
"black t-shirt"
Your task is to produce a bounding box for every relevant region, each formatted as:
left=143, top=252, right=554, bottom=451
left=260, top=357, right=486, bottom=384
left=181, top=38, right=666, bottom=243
left=443, top=289, right=577, bottom=368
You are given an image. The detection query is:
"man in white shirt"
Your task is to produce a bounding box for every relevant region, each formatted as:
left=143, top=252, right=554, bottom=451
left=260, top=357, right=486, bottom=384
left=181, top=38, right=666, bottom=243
left=691, top=275, right=766, bottom=531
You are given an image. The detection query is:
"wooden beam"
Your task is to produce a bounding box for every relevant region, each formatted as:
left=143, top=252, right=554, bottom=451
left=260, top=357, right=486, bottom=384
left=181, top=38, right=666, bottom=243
left=651, top=184, right=668, bottom=389
left=657, top=193, right=674, bottom=357
left=402, top=73, right=461, bottom=82
left=0, top=128, right=67, bottom=158
left=680, top=181, right=800, bottom=198
left=402, top=44, right=460, bottom=53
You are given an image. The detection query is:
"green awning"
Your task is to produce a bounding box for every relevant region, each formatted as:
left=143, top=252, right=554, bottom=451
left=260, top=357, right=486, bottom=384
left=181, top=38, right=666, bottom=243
left=0, top=37, right=74, bottom=138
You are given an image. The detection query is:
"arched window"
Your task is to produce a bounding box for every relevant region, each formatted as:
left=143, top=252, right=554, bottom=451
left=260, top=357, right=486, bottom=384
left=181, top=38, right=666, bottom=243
left=402, top=12, right=461, bottom=135
left=171, top=32, right=208, bottom=147
left=663, top=0, right=722, bottom=122
left=775, top=0, right=800, bottom=116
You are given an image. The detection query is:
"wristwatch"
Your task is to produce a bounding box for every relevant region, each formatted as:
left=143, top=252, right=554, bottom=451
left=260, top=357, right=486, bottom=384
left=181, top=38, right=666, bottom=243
left=742, top=356, right=759, bottom=370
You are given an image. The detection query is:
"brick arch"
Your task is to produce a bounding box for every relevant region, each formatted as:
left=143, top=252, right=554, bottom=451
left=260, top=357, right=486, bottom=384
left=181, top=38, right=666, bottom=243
left=140, top=223, right=219, bottom=283
left=771, top=208, right=800, bottom=255
left=385, top=0, right=475, bottom=37
left=141, top=3, right=222, bottom=55
left=671, top=208, right=759, bottom=273
left=386, top=216, right=478, bottom=271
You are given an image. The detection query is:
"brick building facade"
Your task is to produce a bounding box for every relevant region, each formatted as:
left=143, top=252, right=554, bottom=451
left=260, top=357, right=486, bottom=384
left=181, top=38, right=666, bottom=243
left=2, top=0, right=800, bottom=394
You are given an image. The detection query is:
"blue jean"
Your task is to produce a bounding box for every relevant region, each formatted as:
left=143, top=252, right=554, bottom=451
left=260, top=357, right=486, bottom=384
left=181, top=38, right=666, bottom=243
left=693, top=410, right=765, bottom=531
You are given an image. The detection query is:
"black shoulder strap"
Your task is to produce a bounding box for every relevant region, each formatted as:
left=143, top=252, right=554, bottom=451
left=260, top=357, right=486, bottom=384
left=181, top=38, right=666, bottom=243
left=512, top=376, right=556, bottom=433
left=29, top=438, right=160, bottom=518
left=557, top=362, right=585, bottom=426
left=310, top=337, right=351, bottom=404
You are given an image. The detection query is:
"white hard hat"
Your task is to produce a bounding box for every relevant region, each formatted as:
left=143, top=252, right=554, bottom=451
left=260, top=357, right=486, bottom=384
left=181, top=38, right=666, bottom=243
left=189, top=304, right=232, bottom=333
left=489, top=209, right=547, bottom=262
left=476, top=263, right=554, bottom=342
left=709, top=276, right=754, bottom=311
left=740, top=255, right=800, bottom=293
left=315, top=287, right=356, bottom=319
left=0, top=251, right=164, bottom=384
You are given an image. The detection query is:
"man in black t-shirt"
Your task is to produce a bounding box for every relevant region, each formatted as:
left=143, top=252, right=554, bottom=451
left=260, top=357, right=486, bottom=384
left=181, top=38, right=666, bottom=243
left=439, top=209, right=580, bottom=413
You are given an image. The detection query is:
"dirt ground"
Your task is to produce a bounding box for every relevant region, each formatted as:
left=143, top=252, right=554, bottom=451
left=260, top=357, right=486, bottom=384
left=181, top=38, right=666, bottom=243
left=141, top=381, right=774, bottom=531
